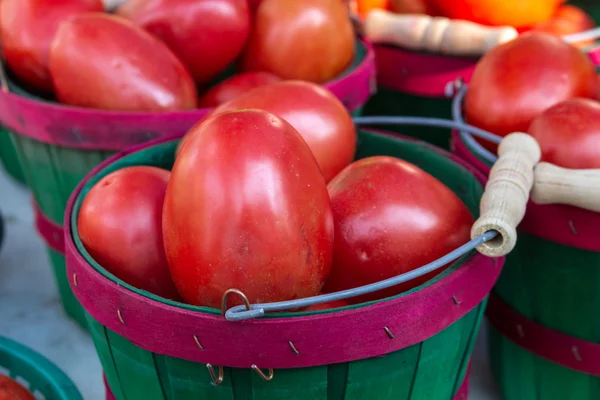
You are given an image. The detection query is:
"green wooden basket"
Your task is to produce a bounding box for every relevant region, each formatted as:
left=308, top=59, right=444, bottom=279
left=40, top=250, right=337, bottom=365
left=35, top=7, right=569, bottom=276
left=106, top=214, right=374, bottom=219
left=0, top=336, right=83, bottom=400
left=64, top=129, right=502, bottom=400
left=0, top=40, right=375, bottom=332
left=0, top=127, right=26, bottom=185
left=452, top=124, right=600, bottom=400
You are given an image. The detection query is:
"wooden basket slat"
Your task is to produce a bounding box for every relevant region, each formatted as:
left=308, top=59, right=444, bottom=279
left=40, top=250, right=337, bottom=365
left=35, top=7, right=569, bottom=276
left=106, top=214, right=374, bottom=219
left=0, top=128, right=26, bottom=184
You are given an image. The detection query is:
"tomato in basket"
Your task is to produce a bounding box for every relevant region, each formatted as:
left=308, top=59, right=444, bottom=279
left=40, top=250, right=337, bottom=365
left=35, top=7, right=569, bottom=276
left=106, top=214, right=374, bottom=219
left=323, top=156, right=474, bottom=303
left=163, top=110, right=334, bottom=308
left=78, top=166, right=180, bottom=300
left=0, top=375, right=35, bottom=400
left=49, top=13, right=197, bottom=111
left=240, top=0, right=355, bottom=83
left=529, top=98, right=600, bottom=169
left=210, top=80, right=357, bottom=182
left=116, top=0, right=251, bottom=86
left=0, top=0, right=103, bottom=93
left=533, top=5, right=597, bottom=49
left=465, top=32, right=597, bottom=153
left=197, top=71, right=281, bottom=108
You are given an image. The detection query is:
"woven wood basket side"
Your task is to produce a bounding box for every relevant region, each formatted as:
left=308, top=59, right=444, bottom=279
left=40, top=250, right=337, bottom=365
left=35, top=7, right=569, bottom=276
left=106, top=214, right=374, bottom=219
left=0, top=128, right=26, bottom=184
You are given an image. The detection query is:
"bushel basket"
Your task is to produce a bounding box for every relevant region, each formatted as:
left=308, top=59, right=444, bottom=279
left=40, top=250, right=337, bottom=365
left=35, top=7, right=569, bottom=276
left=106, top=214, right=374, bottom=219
left=64, top=126, right=514, bottom=400
left=0, top=39, right=375, bottom=331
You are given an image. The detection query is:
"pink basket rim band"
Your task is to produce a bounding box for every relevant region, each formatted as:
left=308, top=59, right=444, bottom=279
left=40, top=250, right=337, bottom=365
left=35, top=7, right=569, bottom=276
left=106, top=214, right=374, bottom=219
left=374, top=43, right=600, bottom=98
left=487, top=292, right=600, bottom=376
left=0, top=40, right=375, bottom=151
left=64, top=130, right=502, bottom=369
left=450, top=131, right=600, bottom=252
left=33, top=199, right=65, bottom=254
left=103, top=361, right=472, bottom=399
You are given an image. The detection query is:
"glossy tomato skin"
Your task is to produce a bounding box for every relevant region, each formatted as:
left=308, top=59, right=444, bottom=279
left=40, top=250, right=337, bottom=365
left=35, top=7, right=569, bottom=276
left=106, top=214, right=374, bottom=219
left=323, top=156, right=474, bottom=303
left=49, top=13, right=197, bottom=111
left=534, top=5, right=596, bottom=49
left=212, top=81, right=357, bottom=182
left=78, top=166, right=180, bottom=300
left=428, top=0, right=557, bottom=28
left=117, top=0, right=250, bottom=85
left=163, top=110, right=334, bottom=308
left=0, top=0, right=103, bottom=93
left=465, top=32, right=597, bottom=152
left=304, top=299, right=349, bottom=311
left=529, top=98, right=600, bottom=169
left=0, top=375, right=35, bottom=400
left=197, top=71, right=281, bottom=108
left=240, top=0, right=355, bottom=83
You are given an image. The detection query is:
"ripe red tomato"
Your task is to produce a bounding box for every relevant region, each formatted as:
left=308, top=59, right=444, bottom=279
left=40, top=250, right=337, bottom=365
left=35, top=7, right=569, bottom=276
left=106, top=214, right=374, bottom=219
left=528, top=98, right=600, bottom=169
left=304, top=299, right=349, bottom=311
left=0, top=0, right=103, bottom=93
left=116, top=0, right=250, bottom=85
left=197, top=72, right=281, bottom=108
left=0, top=375, right=34, bottom=400
left=163, top=110, right=334, bottom=308
left=78, top=166, right=180, bottom=300
left=49, top=13, right=197, bottom=111
left=323, top=156, right=474, bottom=303
left=465, top=32, right=597, bottom=153
left=533, top=5, right=597, bottom=49
left=240, top=0, right=355, bottom=83
left=211, top=80, right=357, bottom=182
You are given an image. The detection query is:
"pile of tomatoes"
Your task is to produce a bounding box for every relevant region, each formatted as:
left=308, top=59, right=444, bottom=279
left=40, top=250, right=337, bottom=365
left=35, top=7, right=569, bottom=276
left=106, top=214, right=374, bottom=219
left=464, top=31, right=600, bottom=169
left=77, top=79, right=475, bottom=311
left=354, top=0, right=597, bottom=47
left=0, top=0, right=356, bottom=111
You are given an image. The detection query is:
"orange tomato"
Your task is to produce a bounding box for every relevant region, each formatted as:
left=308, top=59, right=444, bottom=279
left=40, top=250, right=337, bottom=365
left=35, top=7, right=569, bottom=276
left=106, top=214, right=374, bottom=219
left=428, top=0, right=559, bottom=28
left=534, top=5, right=596, bottom=48
left=356, top=0, right=389, bottom=19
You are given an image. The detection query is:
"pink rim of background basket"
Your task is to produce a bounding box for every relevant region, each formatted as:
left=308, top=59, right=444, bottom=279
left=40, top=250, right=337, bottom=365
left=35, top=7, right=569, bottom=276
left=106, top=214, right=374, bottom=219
left=374, top=44, right=600, bottom=98
left=63, top=130, right=502, bottom=369
left=103, top=361, right=473, bottom=399
left=0, top=40, right=375, bottom=151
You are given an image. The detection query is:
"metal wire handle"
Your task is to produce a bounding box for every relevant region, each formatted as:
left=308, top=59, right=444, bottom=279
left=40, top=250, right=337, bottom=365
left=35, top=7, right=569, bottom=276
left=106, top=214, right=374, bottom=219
left=225, top=115, right=505, bottom=321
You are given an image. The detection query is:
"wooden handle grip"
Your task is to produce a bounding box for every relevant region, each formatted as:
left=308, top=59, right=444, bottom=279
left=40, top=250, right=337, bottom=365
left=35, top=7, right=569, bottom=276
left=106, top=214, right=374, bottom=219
left=531, top=163, right=600, bottom=212
left=471, top=133, right=541, bottom=257
left=364, top=10, right=518, bottom=56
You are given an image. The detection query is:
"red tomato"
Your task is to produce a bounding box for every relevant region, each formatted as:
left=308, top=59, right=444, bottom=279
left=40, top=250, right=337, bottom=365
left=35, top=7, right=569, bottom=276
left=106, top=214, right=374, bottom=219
left=465, top=32, right=597, bottom=153
left=323, top=156, right=474, bottom=303
left=211, top=80, right=357, bottom=182
left=304, top=299, right=349, bottom=311
left=0, top=0, right=103, bottom=93
left=389, top=0, right=438, bottom=15
left=529, top=98, right=600, bottom=169
left=240, top=0, right=355, bottom=83
left=78, top=166, right=180, bottom=300
left=163, top=110, right=334, bottom=308
left=428, top=0, right=558, bottom=28
left=116, top=0, right=250, bottom=85
left=49, top=13, right=197, bottom=111
left=534, top=5, right=597, bottom=49
left=0, top=375, right=34, bottom=400
left=197, top=72, right=281, bottom=108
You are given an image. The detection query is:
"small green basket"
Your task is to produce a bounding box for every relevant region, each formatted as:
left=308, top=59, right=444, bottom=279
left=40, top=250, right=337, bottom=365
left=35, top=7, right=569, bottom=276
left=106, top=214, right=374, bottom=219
left=65, top=129, right=501, bottom=400
left=0, top=128, right=26, bottom=185
left=0, top=39, right=375, bottom=332
left=0, top=336, right=83, bottom=400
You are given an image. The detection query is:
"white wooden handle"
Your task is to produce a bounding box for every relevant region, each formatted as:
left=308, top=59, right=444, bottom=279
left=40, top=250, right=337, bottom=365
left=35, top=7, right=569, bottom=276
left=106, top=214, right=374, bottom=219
left=471, top=133, right=541, bottom=257
left=532, top=163, right=600, bottom=212
left=364, top=9, right=518, bottom=56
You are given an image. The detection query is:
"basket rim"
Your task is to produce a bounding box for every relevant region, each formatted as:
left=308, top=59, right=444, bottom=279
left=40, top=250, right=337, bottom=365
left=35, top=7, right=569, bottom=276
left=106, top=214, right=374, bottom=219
left=451, top=130, right=600, bottom=252
left=63, top=129, right=502, bottom=369
left=0, top=39, right=375, bottom=151
left=0, top=336, right=83, bottom=400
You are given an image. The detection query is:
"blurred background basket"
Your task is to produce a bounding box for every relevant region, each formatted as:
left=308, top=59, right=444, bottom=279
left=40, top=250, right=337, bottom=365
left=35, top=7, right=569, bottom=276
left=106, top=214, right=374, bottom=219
left=0, top=335, right=83, bottom=400
left=64, top=128, right=502, bottom=400
left=0, top=38, right=375, bottom=332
